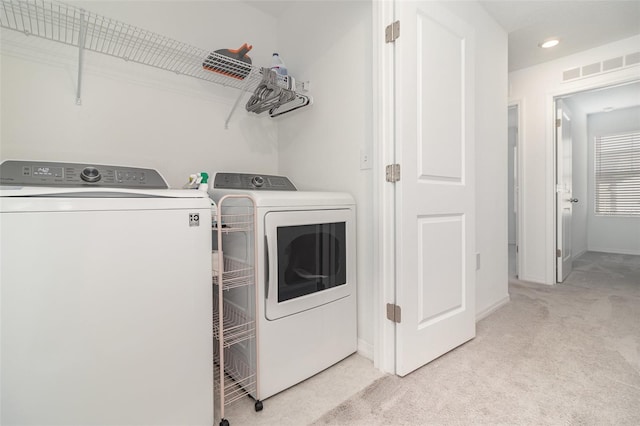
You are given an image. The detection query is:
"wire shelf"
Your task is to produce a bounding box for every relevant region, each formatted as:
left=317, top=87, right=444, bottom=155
left=212, top=212, right=254, bottom=233
left=214, top=345, right=257, bottom=405
left=212, top=256, right=254, bottom=290
left=1, top=0, right=311, bottom=121
left=213, top=295, right=255, bottom=347
left=0, top=0, right=262, bottom=90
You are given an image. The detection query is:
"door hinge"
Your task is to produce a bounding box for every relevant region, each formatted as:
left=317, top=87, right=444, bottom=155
left=386, top=303, right=402, bottom=323
left=556, top=118, right=561, bottom=128
left=557, top=249, right=562, bottom=258
left=385, top=20, right=400, bottom=43
left=386, top=163, right=401, bottom=182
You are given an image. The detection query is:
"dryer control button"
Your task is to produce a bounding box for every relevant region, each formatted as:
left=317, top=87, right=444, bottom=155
left=251, top=176, right=265, bottom=188
left=80, top=167, right=101, bottom=183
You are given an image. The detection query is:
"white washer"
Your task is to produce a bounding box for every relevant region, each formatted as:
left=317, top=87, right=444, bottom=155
left=0, top=160, right=213, bottom=425
left=211, top=173, right=357, bottom=400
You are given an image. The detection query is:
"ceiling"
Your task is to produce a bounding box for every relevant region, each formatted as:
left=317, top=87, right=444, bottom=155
left=561, top=81, right=640, bottom=114
left=248, top=1, right=640, bottom=72
left=479, top=0, right=640, bottom=112
left=478, top=0, right=640, bottom=71
left=246, top=1, right=640, bottom=110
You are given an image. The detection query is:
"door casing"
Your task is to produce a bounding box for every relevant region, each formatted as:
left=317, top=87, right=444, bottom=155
left=542, top=75, right=640, bottom=285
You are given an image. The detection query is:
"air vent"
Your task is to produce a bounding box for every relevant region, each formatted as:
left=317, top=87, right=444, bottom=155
left=582, top=62, right=601, bottom=76
left=626, top=52, right=640, bottom=66
left=602, top=57, right=624, bottom=71
left=563, top=68, right=581, bottom=81
left=562, top=50, right=640, bottom=82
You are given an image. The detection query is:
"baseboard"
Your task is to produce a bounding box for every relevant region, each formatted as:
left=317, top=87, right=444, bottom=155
left=587, top=247, right=640, bottom=256
left=476, top=295, right=510, bottom=322
left=517, top=274, right=550, bottom=285
left=573, top=248, right=588, bottom=259
left=357, top=338, right=374, bottom=361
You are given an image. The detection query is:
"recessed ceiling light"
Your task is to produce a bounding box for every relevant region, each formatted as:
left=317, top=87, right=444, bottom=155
left=603, top=107, right=615, bottom=112
left=539, top=39, right=560, bottom=49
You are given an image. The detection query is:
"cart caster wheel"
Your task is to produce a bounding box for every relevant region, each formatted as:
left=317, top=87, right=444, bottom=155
left=254, top=400, right=263, bottom=412
left=219, top=419, right=230, bottom=426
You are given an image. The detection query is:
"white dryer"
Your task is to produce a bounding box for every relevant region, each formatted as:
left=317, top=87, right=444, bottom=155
left=210, top=173, right=357, bottom=400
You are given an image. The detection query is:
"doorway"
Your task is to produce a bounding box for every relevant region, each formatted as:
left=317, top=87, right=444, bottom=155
left=553, top=81, right=640, bottom=282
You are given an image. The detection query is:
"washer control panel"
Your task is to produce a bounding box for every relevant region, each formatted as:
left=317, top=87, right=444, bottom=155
left=0, top=160, right=168, bottom=189
left=214, top=172, right=296, bottom=191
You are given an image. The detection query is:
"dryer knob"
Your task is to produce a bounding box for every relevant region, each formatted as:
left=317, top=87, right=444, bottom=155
left=252, top=176, right=265, bottom=188
left=80, top=166, right=101, bottom=183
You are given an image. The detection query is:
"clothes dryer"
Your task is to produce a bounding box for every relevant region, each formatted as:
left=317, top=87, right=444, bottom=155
left=210, top=173, right=357, bottom=400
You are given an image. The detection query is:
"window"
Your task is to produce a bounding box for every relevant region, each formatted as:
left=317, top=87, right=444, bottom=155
left=595, top=131, right=640, bottom=216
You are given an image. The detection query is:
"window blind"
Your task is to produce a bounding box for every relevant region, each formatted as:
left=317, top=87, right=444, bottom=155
left=595, top=131, right=640, bottom=216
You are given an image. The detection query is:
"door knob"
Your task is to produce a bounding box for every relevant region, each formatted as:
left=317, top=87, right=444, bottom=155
left=569, top=198, right=579, bottom=203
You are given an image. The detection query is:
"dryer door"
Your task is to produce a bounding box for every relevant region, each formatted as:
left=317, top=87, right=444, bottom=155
left=264, top=208, right=355, bottom=320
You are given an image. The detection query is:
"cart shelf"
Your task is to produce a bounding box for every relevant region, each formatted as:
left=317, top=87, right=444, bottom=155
left=214, top=345, right=257, bottom=406
left=212, top=256, right=254, bottom=291
left=213, top=295, right=256, bottom=348
left=212, top=212, right=254, bottom=233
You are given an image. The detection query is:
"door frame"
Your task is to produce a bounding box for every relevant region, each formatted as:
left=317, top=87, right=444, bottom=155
left=508, top=100, right=524, bottom=281
left=543, top=74, right=640, bottom=285
left=372, top=0, right=395, bottom=374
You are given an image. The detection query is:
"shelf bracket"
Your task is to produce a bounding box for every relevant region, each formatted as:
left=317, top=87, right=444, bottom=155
left=75, top=9, right=87, bottom=105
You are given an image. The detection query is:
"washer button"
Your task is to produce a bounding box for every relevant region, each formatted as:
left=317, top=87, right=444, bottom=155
left=80, top=167, right=101, bottom=183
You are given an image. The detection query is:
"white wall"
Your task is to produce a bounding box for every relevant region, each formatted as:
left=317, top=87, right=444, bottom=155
left=1, top=1, right=280, bottom=187
left=441, top=1, right=509, bottom=319
left=272, top=0, right=375, bottom=356
left=508, top=35, right=640, bottom=284
left=587, top=106, right=640, bottom=255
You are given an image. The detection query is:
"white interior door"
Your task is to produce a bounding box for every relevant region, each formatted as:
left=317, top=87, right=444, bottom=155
left=556, top=99, right=574, bottom=282
left=394, top=1, right=476, bottom=376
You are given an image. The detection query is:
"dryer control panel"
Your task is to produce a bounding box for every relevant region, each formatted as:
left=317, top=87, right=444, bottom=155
left=0, top=160, right=168, bottom=189
left=214, top=172, right=296, bottom=191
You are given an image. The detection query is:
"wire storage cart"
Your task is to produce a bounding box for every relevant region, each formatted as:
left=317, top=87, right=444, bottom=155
left=212, top=195, right=261, bottom=426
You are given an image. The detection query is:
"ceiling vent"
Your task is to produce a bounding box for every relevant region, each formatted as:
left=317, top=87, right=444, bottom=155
left=626, top=52, right=640, bottom=66
left=603, top=57, right=624, bottom=71
left=562, top=51, right=639, bottom=82
left=582, top=62, right=602, bottom=76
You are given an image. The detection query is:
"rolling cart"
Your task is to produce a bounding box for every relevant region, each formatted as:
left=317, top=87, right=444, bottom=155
left=212, top=195, right=262, bottom=426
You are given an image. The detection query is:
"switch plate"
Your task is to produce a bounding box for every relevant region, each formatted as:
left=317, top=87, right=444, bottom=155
left=360, top=149, right=372, bottom=170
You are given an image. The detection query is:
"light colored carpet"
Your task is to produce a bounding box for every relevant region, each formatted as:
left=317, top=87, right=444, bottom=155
left=314, top=252, right=640, bottom=425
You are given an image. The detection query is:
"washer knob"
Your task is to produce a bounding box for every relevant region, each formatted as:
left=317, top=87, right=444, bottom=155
left=80, top=166, right=101, bottom=183
left=251, top=176, right=265, bottom=188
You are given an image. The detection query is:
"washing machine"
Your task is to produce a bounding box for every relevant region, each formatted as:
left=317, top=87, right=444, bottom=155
left=210, top=172, right=357, bottom=400
left=1, top=160, right=213, bottom=425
